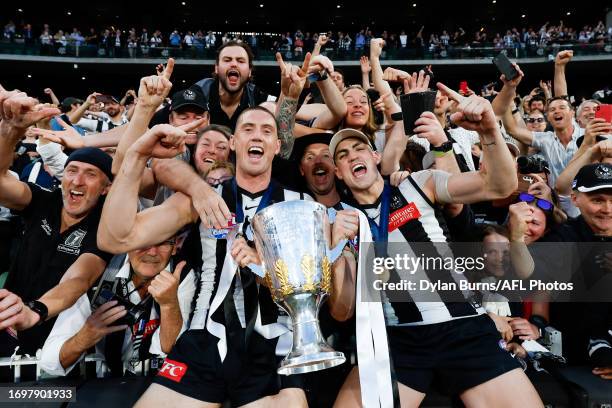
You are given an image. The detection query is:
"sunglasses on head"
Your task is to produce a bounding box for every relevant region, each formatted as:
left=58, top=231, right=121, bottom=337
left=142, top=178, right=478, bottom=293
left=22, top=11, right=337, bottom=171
left=518, top=192, right=553, bottom=212
left=526, top=117, right=545, bottom=123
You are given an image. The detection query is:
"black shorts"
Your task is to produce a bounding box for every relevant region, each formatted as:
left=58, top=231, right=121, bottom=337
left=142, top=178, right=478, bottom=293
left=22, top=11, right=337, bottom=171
left=153, top=329, right=305, bottom=406
left=387, top=314, right=521, bottom=395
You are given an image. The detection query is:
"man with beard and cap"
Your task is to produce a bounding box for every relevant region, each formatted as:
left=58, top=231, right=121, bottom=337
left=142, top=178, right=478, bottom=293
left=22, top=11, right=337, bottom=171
left=0, top=87, right=115, bottom=363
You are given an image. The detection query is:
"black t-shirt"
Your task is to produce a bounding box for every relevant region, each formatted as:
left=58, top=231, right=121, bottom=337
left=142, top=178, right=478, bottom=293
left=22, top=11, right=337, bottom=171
left=149, top=79, right=271, bottom=132
left=6, top=183, right=112, bottom=353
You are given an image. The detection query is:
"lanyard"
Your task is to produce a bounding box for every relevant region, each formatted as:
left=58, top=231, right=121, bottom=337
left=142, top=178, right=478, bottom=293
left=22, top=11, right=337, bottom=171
left=232, top=178, right=276, bottom=223
left=367, top=183, right=391, bottom=257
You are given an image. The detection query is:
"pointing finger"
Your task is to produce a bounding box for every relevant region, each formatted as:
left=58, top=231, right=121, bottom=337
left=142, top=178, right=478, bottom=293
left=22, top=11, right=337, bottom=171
left=161, top=58, right=175, bottom=80
left=300, top=52, right=312, bottom=75
left=437, top=82, right=464, bottom=103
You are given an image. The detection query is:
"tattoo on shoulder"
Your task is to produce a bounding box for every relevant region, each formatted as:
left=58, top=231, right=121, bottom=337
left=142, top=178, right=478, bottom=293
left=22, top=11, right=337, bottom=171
left=277, top=97, right=298, bottom=159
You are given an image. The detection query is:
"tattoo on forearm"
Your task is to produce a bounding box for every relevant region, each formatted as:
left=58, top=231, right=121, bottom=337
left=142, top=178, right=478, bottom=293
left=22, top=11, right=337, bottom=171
left=277, top=96, right=298, bottom=159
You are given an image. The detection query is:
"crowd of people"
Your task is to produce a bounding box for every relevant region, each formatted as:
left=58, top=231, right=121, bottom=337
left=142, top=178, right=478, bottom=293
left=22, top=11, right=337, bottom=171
left=2, top=18, right=611, bottom=59
left=0, top=34, right=610, bottom=407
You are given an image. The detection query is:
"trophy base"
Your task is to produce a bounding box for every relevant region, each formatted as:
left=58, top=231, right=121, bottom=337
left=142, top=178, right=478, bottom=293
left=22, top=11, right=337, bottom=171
left=278, top=349, right=346, bottom=376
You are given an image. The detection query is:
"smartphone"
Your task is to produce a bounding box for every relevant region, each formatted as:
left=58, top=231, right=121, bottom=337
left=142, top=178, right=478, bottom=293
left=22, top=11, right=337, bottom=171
left=459, top=81, right=468, bottom=95
left=399, top=91, right=437, bottom=135
left=492, top=52, right=519, bottom=81
left=366, top=88, right=384, bottom=126
left=595, top=104, right=612, bottom=123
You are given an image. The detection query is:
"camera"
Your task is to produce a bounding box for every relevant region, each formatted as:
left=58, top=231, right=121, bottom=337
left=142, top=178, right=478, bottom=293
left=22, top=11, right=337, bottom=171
left=517, top=155, right=550, bottom=174
left=91, top=282, right=146, bottom=327
left=541, top=326, right=563, bottom=357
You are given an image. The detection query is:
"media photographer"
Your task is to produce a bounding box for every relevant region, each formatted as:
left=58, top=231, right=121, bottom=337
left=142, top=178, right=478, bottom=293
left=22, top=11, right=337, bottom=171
left=41, top=238, right=196, bottom=377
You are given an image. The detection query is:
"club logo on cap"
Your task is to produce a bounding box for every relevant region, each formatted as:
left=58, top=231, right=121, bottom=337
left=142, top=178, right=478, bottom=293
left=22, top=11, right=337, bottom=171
left=183, top=89, right=196, bottom=101
left=595, top=164, right=612, bottom=180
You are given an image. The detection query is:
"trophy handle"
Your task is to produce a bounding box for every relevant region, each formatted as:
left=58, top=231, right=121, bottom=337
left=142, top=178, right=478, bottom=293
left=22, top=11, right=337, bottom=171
left=327, top=239, right=348, bottom=263
left=247, top=263, right=266, bottom=278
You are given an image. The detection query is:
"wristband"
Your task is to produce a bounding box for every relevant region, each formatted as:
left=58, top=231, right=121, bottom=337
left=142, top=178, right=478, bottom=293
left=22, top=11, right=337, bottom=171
left=26, top=300, right=48, bottom=326
left=390, top=112, right=403, bottom=122
left=433, top=150, right=453, bottom=158
left=308, top=70, right=328, bottom=82
left=430, top=141, right=453, bottom=153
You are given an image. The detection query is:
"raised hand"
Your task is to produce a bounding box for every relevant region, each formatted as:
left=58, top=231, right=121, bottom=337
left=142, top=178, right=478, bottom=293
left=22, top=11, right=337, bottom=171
left=308, top=54, right=334, bottom=75
left=360, top=56, right=371, bottom=74
left=526, top=174, right=553, bottom=202
left=317, top=34, right=328, bottom=47
left=148, top=260, right=184, bottom=306
left=137, top=58, right=174, bottom=110
left=585, top=118, right=612, bottom=146
left=30, top=117, right=85, bottom=149
left=500, top=62, right=524, bottom=88
left=555, top=50, right=573, bottom=66
left=382, top=67, right=410, bottom=83
left=276, top=52, right=312, bottom=99
left=437, top=82, right=498, bottom=136
left=413, top=111, right=448, bottom=147
left=403, top=70, right=430, bottom=94
left=0, top=87, right=60, bottom=136
left=370, top=38, right=385, bottom=59
left=372, top=92, right=392, bottom=113
left=130, top=124, right=186, bottom=159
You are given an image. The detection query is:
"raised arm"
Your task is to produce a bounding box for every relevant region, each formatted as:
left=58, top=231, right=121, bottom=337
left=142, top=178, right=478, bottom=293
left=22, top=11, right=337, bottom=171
left=98, top=125, right=196, bottom=254
left=0, top=252, right=107, bottom=331
left=43, top=88, right=60, bottom=106
left=68, top=92, right=100, bottom=125
left=312, top=34, right=328, bottom=58
left=274, top=52, right=311, bottom=158
left=112, top=58, right=175, bottom=175
left=0, top=87, right=59, bottom=210
left=379, top=69, right=430, bottom=175
left=491, top=62, right=524, bottom=117
left=553, top=50, right=572, bottom=97
left=309, top=55, right=347, bottom=130
left=359, top=56, right=371, bottom=90
left=556, top=138, right=612, bottom=195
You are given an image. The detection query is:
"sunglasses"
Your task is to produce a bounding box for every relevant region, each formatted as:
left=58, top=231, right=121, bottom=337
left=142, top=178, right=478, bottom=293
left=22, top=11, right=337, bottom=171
left=526, top=117, right=545, bottom=123
left=518, top=192, right=553, bottom=212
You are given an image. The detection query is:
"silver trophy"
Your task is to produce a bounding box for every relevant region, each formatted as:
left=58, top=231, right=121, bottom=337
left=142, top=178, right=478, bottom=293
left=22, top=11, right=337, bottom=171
left=249, top=200, right=347, bottom=375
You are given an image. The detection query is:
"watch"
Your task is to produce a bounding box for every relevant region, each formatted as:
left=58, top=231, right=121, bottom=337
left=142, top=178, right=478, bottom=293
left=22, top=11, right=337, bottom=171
left=25, top=300, right=48, bottom=326
left=315, top=70, right=328, bottom=81
left=430, top=141, right=453, bottom=153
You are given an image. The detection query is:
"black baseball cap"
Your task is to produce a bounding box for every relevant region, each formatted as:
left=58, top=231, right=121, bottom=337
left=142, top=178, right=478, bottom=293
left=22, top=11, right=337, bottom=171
left=290, top=133, right=333, bottom=162
left=60, top=97, right=84, bottom=112
left=170, top=87, right=208, bottom=113
left=576, top=134, right=610, bottom=148
left=572, top=163, right=612, bottom=193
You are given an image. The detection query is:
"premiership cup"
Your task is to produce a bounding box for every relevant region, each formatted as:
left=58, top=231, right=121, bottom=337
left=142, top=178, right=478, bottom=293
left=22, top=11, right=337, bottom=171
left=250, top=200, right=347, bottom=375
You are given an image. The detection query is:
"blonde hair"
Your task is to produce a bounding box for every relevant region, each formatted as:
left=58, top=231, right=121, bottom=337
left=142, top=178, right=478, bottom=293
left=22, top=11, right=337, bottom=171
left=204, top=160, right=235, bottom=178
left=341, top=85, right=378, bottom=145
